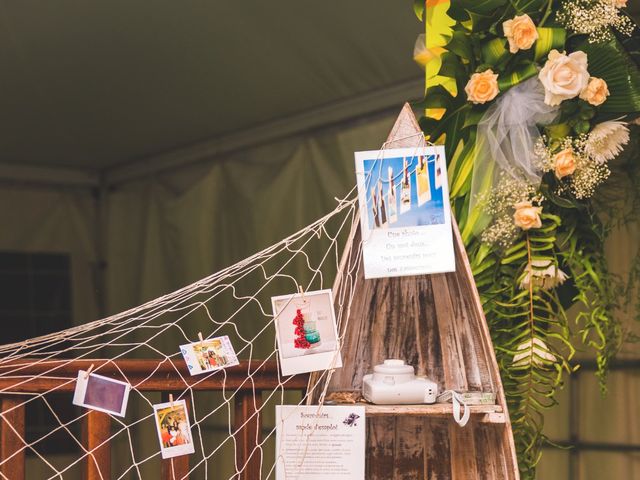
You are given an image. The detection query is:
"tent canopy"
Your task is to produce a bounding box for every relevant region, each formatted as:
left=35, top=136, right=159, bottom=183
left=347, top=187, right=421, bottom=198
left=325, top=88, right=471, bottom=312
left=0, top=1, right=422, bottom=181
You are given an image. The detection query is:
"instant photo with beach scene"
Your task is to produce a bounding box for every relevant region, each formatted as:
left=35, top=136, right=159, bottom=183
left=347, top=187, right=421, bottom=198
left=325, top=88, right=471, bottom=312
left=355, top=146, right=455, bottom=279
left=361, top=152, right=445, bottom=231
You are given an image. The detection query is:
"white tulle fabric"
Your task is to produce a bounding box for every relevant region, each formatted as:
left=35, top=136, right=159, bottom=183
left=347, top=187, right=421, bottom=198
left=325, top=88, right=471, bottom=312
left=469, top=77, right=559, bottom=231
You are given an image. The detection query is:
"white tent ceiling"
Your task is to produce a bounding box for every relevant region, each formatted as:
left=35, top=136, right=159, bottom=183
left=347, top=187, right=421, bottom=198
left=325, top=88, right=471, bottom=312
left=0, top=1, right=423, bottom=183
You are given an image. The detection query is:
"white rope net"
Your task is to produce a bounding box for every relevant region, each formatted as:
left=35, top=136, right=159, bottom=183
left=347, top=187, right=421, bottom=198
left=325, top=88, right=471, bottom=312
left=0, top=135, right=427, bottom=479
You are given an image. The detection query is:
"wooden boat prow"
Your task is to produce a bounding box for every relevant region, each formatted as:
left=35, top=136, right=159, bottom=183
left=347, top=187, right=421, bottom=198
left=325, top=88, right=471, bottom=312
left=310, top=104, right=520, bottom=479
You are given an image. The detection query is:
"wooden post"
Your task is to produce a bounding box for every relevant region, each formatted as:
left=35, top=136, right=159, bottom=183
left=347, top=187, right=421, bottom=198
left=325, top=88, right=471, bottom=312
left=161, top=392, right=191, bottom=480
left=234, top=390, right=263, bottom=480
left=82, top=410, right=111, bottom=480
left=0, top=396, right=25, bottom=480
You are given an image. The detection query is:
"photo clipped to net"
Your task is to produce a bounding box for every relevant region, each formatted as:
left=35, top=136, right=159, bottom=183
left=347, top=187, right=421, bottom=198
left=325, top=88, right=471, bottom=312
left=180, top=335, right=240, bottom=376
left=272, top=289, right=342, bottom=376
left=355, top=145, right=455, bottom=279
left=153, top=399, right=196, bottom=459
left=72, top=370, right=131, bottom=417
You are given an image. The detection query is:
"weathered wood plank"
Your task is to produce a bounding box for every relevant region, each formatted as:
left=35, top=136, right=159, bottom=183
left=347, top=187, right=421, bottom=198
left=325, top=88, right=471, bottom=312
left=335, top=403, right=502, bottom=417
left=393, top=417, right=424, bottom=479
left=431, top=272, right=469, bottom=391
left=424, top=418, right=451, bottom=480
left=82, top=409, right=111, bottom=480
left=367, top=417, right=395, bottom=480
left=0, top=396, right=25, bottom=480
left=0, top=359, right=308, bottom=393
left=234, top=390, right=263, bottom=480
left=449, top=421, right=479, bottom=479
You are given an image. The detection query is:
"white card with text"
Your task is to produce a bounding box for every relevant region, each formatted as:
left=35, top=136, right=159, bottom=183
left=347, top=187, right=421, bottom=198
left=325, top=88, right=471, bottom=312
left=276, top=405, right=365, bottom=480
left=355, top=145, right=455, bottom=278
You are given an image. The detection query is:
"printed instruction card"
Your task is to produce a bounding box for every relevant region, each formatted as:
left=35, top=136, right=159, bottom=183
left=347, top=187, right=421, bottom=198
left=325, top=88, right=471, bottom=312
left=355, top=145, right=455, bottom=278
left=276, top=405, right=365, bottom=480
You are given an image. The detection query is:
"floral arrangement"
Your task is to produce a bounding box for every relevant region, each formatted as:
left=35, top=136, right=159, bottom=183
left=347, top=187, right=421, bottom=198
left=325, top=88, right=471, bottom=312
left=414, top=0, right=640, bottom=477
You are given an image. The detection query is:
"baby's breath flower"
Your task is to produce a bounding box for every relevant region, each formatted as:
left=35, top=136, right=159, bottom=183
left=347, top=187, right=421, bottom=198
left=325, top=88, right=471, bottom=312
left=478, top=173, right=540, bottom=247
left=534, top=134, right=611, bottom=199
left=557, top=0, right=634, bottom=43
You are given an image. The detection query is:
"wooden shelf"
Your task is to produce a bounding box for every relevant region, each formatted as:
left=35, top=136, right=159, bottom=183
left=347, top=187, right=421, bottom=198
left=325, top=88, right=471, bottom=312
left=333, top=402, right=506, bottom=423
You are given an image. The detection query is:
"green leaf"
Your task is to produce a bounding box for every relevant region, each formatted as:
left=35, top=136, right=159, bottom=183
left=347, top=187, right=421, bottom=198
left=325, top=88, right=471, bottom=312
left=512, top=0, right=547, bottom=14
left=446, top=30, right=473, bottom=60
left=498, top=62, right=538, bottom=91
left=544, top=123, right=571, bottom=139
left=482, top=38, right=509, bottom=65
left=579, top=38, right=640, bottom=113
left=454, top=0, right=507, bottom=15
left=462, top=106, right=487, bottom=129
left=413, top=0, right=425, bottom=21
left=501, top=248, right=529, bottom=264
left=534, top=27, right=566, bottom=61
left=467, top=10, right=498, bottom=33
left=438, top=52, right=467, bottom=79
left=416, top=84, right=455, bottom=110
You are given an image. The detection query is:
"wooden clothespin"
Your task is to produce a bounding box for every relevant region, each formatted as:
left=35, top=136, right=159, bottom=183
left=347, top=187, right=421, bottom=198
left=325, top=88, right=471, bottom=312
left=84, top=364, right=94, bottom=379
left=198, top=332, right=204, bottom=347
left=169, top=393, right=174, bottom=408
left=298, top=285, right=307, bottom=304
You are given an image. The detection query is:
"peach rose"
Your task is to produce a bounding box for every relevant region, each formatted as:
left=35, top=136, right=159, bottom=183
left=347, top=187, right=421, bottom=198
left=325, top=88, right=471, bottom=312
left=538, top=50, right=590, bottom=106
left=513, top=201, right=542, bottom=230
left=611, top=0, right=627, bottom=7
left=465, top=70, right=499, bottom=104
left=503, top=14, right=539, bottom=53
left=579, top=77, right=609, bottom=106
left=553, top=148, right=577, bottom=178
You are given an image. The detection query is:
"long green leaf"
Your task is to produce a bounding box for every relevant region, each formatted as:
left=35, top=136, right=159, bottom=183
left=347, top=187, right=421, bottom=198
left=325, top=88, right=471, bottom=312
left=580, top=38, right=640, bottom=113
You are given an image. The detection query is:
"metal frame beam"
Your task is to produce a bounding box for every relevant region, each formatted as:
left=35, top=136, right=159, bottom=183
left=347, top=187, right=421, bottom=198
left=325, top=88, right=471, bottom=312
left=104, top=77, right=424, bottom=185
left=0, top=77, right=423, bottom=187
left=0, top=163, right=99, bottom=188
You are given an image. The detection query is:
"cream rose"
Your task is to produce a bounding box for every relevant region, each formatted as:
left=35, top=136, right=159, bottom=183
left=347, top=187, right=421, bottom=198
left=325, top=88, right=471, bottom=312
left=538, top=50, right=590, bottom=106
left=503, top=14, right=539, bottom=53
left=553, top=148, right=577, bottom=178
left=579, top=77, right=609, bottom=106
left=465, top=70, right=499, bottom=104
left=513, top=201, right=542, bottom=230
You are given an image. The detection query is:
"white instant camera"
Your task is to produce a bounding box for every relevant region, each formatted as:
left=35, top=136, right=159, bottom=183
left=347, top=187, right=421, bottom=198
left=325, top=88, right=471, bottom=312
left=362, top=359, right=438, bottom=405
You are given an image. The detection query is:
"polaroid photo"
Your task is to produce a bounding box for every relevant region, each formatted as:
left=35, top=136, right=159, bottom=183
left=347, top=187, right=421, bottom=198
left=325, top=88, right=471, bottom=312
left=272, top=289, right=342, bottom=376
left=153, top=399, right=196, bottom=459
left=72, top=370, right=131, bottom=417
left=180, top=335, right=240, bottom=376
left=435, top=153, right=443, bottom=190
left=387, top=167, right=398, bottom=225
left=399, top=158, right=412, bottom=214
left=355, top=145, right=455, bottom=279
left=377, top=180, right=388, bottom=228
left=416, top=154, right=432, bottom=206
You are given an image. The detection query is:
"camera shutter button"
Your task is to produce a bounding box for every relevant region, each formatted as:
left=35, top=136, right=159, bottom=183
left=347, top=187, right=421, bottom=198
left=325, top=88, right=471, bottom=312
left=383, top=359, right=405, bottom=367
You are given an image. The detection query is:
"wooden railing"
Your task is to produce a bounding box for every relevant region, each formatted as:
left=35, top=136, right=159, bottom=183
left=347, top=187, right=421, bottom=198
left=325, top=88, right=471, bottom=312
left=0, top=358, right=308, bottom=480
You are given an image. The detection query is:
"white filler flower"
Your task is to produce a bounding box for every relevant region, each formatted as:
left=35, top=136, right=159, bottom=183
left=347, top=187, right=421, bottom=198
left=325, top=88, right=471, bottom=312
left=513, top=338, right=557, bottom=367
left=586, top=120, right=630, bottom=164
left=519, top=259, right=569, bottom=290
